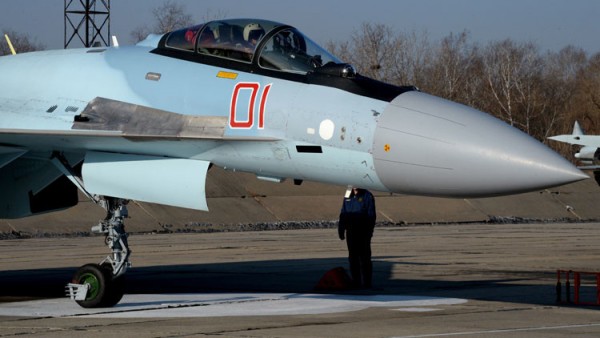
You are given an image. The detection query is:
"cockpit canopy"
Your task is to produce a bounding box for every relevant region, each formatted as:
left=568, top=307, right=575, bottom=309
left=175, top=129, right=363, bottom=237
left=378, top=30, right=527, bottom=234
left=163, top=18, right=344, bottom=75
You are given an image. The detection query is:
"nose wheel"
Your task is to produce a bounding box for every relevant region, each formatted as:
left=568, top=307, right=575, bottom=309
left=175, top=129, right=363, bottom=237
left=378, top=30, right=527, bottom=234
left=69, top=263, right=125, bottom=308
left=66, top=197, right=130, bottom=308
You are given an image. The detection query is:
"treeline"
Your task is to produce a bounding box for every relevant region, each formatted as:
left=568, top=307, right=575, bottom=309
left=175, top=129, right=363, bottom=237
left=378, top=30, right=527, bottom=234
left=328, top=23, right=600, bottom=158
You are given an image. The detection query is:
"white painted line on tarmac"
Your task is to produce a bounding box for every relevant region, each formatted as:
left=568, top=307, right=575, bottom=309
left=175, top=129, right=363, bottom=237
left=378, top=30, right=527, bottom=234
left=392, top=307, right=442, bottom=312
left=0, top=293, right=466, bottom=318
left=392, top=322, right=600, bottom=337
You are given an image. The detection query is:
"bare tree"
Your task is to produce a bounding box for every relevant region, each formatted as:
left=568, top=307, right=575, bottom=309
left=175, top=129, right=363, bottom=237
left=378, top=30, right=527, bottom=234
left=131, top=0, right=194, bottom=43
left=538, top=46, right=587, bottom=140
left=327, top=23, right=431, bottom=87
left=482, top=39, right=544, bottom=135
left=345, top=23, right=396, bottom=81
left=572, top=52, right=600, bottom=134
left=0, top=30, right=44, bottom=56
left=388, top=30, right=431, bottom=87
left=425, top=31, right=481, bottom=104
left=325, top=39, right=351, bottom=63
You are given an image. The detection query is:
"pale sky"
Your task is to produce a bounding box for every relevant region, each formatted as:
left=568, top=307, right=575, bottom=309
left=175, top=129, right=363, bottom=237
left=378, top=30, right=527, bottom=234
left=0, top=0, right=598, bottom=54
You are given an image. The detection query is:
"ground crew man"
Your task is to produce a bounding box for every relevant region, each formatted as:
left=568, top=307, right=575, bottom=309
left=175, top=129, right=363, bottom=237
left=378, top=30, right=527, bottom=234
left=338, top=187, right=376, bottom=288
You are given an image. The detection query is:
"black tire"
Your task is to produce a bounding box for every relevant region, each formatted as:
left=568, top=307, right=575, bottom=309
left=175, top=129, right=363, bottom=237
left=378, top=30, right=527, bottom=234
left=72, top=263, right=111, bottom=308
left=100, top=263, right=125, bottom=307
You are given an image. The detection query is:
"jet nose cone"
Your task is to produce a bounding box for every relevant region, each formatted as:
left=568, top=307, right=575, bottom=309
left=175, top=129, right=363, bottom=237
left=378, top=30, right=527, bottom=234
left=373, top=91, right=587, bottom=197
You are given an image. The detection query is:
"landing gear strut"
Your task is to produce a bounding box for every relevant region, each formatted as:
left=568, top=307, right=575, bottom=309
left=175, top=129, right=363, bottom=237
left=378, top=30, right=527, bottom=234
left=66, top=197, right=131, bottom=308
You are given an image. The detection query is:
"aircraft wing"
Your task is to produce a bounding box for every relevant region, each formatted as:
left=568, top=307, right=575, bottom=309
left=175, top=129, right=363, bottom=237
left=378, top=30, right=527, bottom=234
left=547, top=134, right=600, bottom=148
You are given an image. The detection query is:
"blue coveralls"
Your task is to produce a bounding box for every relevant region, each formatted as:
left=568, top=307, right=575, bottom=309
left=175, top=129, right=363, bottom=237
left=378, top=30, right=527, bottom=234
left=338, top=188, right=376, bottom=288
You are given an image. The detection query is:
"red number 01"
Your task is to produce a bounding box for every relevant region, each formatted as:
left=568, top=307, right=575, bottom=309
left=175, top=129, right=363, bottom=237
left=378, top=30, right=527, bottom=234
left=229, top=82, right=272, bottom=129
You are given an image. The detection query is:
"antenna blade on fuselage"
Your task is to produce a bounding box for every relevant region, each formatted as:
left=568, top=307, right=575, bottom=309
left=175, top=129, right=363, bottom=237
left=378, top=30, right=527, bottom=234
left=4, top=34, right=16, bottom=55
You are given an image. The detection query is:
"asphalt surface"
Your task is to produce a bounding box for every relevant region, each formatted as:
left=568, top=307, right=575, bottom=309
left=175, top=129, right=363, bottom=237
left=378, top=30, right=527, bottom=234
left=1, top=222, right=600, bottom=337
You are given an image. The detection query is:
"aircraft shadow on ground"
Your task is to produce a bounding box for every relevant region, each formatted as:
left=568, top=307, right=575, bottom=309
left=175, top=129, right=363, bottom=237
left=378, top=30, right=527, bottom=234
left=0, top=257, right=587, bottom=308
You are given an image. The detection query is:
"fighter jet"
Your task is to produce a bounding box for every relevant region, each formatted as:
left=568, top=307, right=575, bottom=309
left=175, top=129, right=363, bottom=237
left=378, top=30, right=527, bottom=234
left=549, top=121, right=600, bottom=168
left=0, top=18, right=587, bottom=307
left=549, top=121, right=600, bottom=183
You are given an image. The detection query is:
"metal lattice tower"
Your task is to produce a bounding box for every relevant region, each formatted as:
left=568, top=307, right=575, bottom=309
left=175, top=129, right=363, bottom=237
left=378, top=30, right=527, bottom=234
left=64, top=0, right=111, bottom=48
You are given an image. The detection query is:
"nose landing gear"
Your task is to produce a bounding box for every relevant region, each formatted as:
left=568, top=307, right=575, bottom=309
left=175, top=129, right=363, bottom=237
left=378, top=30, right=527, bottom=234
left=66, top=197, right=130, bottom=308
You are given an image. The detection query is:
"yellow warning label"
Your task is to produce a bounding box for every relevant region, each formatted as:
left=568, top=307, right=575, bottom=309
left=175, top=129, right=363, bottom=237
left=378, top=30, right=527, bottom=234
left=217, top=71, right=238, bottom=79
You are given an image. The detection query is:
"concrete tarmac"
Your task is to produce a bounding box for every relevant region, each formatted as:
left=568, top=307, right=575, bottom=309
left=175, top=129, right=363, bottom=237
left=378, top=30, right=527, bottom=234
left=1, top=223, right=600, bottom=337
